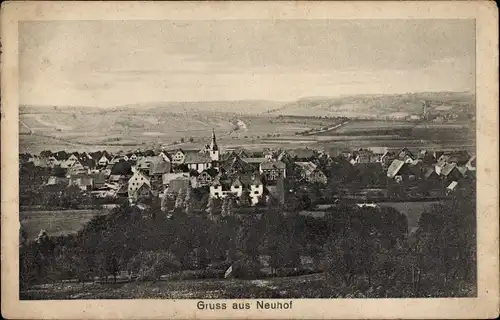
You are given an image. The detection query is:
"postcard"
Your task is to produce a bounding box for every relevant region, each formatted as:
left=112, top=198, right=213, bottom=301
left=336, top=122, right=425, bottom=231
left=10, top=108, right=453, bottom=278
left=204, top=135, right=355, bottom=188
left=1, top=1, right=498, bottom=319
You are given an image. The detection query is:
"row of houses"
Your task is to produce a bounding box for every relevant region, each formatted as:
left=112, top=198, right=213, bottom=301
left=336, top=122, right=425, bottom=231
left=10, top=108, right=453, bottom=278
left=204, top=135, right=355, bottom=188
left=21, top=131, right=476, bottom=206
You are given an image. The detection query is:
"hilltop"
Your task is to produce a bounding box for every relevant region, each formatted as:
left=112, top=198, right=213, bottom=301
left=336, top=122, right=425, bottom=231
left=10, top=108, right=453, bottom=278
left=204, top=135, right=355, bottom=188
left=267, top=91, right=475, bottom=118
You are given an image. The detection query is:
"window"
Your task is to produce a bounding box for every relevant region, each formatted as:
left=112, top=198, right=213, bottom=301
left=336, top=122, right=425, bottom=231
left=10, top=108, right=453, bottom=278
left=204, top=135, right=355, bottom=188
left=254, top=191, right=259, bottom=194
left=269, top=170, right=279, bottom=180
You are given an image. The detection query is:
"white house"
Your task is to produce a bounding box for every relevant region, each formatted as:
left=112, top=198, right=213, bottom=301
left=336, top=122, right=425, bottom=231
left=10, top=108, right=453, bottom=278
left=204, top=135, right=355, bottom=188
left=98, top=155, right=111, bottom=167
left=209, top=174, right=264, bottom=206
left=127, top=169, right=151, bottom=200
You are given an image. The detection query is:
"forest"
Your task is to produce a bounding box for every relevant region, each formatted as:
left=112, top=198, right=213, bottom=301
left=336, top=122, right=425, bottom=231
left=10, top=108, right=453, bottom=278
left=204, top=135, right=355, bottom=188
left=20, top=187, right=476, bottom=299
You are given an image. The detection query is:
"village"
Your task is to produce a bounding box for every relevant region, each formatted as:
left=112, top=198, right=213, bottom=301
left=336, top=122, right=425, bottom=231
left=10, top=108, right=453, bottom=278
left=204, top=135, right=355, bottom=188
left=19, top=129, right=477, bottom=214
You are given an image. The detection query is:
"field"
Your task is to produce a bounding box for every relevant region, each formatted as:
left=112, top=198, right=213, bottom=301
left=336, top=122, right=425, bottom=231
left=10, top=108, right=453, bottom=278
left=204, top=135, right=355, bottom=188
left=20, top=209, right=109, bottom=240
left=20, top=273, right=342, bottom=300
left=19, top=91, right=475, bottom=154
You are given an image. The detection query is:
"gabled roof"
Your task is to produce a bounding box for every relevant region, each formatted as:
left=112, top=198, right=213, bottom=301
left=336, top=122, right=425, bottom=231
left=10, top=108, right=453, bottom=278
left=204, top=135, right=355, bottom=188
left=200, top=168, right=219, bottom=178
left=260, top=159, right=286, bottom=170
left=466, top=155, right=476, bottom=168
left=184, top=151, right=212, bottom=164
left=129, top=171, right=151, bottom=186
left=423, top=167, right=437, bottom=179
left=289, top=148, right=316, bottom=160
left=387, top=159, right=406, bottom=178
left=441, top=162, right=458, bottom=176
left=149, top=156, right=171, bottom=175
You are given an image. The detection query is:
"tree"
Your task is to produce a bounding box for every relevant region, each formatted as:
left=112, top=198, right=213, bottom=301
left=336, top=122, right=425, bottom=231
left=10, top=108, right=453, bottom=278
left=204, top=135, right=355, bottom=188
left=174, top=188, right=186, bottom=210
left=180, top=137, right=185, bottom=143
left=239, top=190, right=251, bottom=207
left=206, top=196, right=216, bottom=215
left=184, top=186, right=194, bottom=215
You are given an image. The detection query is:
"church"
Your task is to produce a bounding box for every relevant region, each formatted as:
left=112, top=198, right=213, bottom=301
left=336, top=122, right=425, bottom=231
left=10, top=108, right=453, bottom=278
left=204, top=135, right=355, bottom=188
left=179, top=129, right=220, bottom=173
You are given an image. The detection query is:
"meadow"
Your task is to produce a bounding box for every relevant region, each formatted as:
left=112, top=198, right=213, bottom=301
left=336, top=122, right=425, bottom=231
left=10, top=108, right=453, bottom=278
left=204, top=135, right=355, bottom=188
left=20, top=209, right=109, bottom=240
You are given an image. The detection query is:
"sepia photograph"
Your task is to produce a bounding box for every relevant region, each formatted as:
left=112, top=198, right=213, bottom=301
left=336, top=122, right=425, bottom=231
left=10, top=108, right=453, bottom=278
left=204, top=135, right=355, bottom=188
left=1, top=1, right=498, bottom=319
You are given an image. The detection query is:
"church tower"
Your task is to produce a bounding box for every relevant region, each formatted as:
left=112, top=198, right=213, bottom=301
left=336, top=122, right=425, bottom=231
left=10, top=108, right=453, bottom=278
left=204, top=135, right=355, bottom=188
left=209, top=129, right=219, bottom=162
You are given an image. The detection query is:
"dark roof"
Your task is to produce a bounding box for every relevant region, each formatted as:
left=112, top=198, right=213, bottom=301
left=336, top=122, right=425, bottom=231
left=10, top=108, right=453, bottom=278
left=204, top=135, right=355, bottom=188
left=441, top=163, right=458, bottom=176
left=423, top=167, right=437, bottom=179
left=110, top=160, right=132, bottom=175
left=260, top=159, right=286, bottom=170
left=289, top=148, right=317, bottom=159
left=149, top=156, right=171, bottom=175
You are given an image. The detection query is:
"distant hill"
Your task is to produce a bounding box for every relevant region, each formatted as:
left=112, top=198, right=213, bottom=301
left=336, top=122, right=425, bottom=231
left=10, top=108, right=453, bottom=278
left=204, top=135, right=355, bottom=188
left=267, top=91, right=475, bottom=118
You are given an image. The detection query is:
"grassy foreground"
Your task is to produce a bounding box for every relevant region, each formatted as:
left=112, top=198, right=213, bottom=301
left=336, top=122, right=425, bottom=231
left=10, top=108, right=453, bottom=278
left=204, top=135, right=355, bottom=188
left=21, top=273, right=334, bottom=300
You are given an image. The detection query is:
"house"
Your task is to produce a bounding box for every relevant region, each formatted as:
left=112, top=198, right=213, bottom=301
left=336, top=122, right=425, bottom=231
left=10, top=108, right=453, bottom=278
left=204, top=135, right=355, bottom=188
left=396, top=147, right=415, bottom=163
left=66, top=153, right=80, bottom=166
left=222, top=156, right=254, bottom=175
left=158, top=151, right=172, bottom=163
left=259, top=159, right=286, bottom=181
left=46, top=176, right=69, bottom=186
left=149, top=156, right=171, bottom=176
left=446, top=181, right=458, bottom=194
left=209, top=173, right=264, bottom=205
left=171, top=149, right=187, bottom=165
left=47, top=155, right=60, bottom=168
left=91, top=172, right=107, bottom=189
left=438, top=162, right=463, bottom=182
left=242, top=157, right=268, bottom=170
left=277, top=150, right=294, bottom=164
left=191, top=168, right=218, bottom=188
left=68, top=174, right=94, bottom=191
left=350, top=149, right=376, bottom=164
left=289, top=148, right=317, bottom=161
left=465, top=155, right=476, bottom=171
left=127, top=170, right=151, bottom=200
left=184, top=151, right=213, bottom=173
left=66, top=160, right=87, bottom=176
left=379, top=151, right=397, bottom=167
left=295, top=162, right=327, bottom=184
left=129, top=182, right=153, bottom=203
left=387, top=159, right=409, bottom=182
left=136, top=156, right=154, bottom=173
left=97, top=154, right=111, bottom=167
left=221, top=151, right=239, bottom=163
left=110, top=160, right=133, bottom=176
left=79, top=157, right=96, bottom=170
left=423, top=166, right=439, bottom=180
left=263, top=149, right=279, bottom=160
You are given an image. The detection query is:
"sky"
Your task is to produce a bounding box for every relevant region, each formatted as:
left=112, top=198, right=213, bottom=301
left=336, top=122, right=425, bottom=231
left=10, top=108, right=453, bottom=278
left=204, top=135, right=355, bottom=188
left=19, top=19, right=475, bottom=107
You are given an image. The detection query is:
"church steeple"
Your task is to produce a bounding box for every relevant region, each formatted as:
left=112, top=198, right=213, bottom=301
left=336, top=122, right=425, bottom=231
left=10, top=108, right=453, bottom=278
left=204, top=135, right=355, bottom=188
left=208, top=129, right=220, bottom=163
left=210, top=129, right=218, bottom=151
